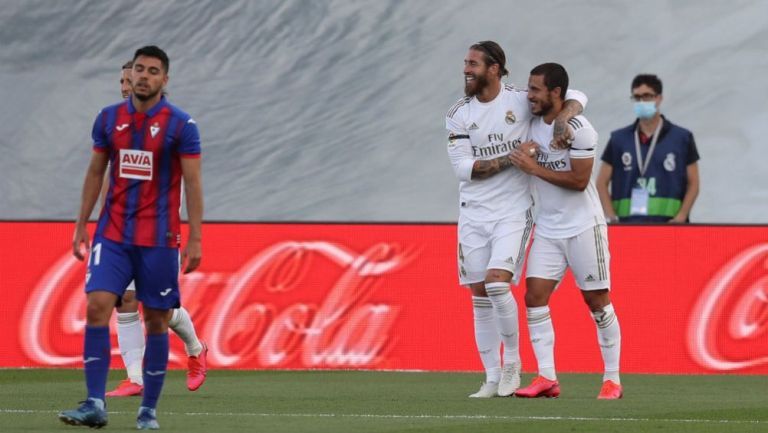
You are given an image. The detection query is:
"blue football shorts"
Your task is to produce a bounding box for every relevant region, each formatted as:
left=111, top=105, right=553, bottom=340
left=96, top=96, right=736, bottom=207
left=85, top=236, right=181, bottom=310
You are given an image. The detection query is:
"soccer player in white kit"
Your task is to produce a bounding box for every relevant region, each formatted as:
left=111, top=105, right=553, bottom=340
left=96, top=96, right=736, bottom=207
left=445, top=42, right=588, bottom=398
left=510, top=63, right=623, bottom=400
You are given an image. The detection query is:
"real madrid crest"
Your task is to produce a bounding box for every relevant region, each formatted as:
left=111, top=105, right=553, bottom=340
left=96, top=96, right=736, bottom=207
left=663, top=153, right=676, bottom=171
left=505, top=110, right=516, bottom=125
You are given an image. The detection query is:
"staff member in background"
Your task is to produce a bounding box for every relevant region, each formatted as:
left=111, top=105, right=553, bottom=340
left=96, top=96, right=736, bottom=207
left=596, top=74, right=700, bottom=223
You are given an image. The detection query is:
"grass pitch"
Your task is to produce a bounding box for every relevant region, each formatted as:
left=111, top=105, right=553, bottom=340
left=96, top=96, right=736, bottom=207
left=1, top=369, right=766, bottom=432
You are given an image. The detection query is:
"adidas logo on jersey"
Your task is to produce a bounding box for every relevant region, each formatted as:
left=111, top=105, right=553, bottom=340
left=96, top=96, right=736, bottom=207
left=468, top=122, right=479, bottom=130
left=585, top=274, right=596, bottom=282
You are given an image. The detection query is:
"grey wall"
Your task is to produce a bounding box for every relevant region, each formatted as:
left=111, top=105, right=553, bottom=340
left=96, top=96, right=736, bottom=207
left=1, top=0, right=766, bottom=223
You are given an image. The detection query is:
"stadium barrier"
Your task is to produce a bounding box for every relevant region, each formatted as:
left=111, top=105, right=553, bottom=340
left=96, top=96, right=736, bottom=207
left=1, top=222, right=766, bottom=374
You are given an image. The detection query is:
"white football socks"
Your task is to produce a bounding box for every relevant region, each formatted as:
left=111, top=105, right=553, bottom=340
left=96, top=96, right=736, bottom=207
left=485, top=282, right=520, bottom=366
left=116, top=311, right=144, bottom=385
left=592, top=303, right=621, bottom=384
left=472, top=296, right=501, bottom=383
left=527, top=305, right=557, bottom=381
left=169, top=307, right=203, bottom=357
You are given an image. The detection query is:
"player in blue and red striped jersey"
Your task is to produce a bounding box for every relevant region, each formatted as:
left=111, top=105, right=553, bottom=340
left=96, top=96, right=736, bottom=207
left=105, top=59, right=208, bottom=400
left=59, top=45, right=204, bottom=430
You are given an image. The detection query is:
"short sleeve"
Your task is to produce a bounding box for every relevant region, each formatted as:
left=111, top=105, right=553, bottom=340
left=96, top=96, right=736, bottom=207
left=178, top=117, right=201, bottom=157
left=563, top=89, right=588, bottom=111
left=569, top=124, right=598, bottom=159
left=91, top=110, right=108, bottom=152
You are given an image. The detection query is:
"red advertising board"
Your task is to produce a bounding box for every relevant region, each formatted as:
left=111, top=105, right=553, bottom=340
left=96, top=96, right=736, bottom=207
left=0, top=222, right=766, bottom=374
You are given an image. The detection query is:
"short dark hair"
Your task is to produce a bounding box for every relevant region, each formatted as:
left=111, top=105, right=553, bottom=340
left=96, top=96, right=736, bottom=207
left=133, top=45, right=169, bottom=73
left=632, top=74, right=662, bottom=95
left=530, top=62, right=569, bottom=99
left=121, top=60, right=133, bottom=70
left=470, top=41, right=509, bottom=77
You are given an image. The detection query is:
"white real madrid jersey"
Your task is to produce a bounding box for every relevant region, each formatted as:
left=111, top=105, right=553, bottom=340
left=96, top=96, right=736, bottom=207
left=528, top=114, right=606, bottom=238
left=445, top=84, right=588, bottom=222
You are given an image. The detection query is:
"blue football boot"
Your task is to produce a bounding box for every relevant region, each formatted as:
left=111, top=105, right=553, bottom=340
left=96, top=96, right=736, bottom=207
left=58, top=398, right=108, bottom=428
left=136, top=406, right=160, bottom=430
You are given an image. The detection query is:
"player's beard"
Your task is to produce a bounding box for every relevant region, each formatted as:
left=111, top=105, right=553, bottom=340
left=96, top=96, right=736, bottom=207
left=464, top=73, right=490, bottom=97
left=531, top=98, right=553, bottom=116
left=133, top=82, right=162, bottom=102
left=133, top=87, right=162, bottom=102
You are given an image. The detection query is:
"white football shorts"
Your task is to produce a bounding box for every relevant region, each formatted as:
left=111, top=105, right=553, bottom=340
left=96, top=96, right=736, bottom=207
left=526, top=224, right=611, bottom=291
left=457, top=208, right=533, bottom=287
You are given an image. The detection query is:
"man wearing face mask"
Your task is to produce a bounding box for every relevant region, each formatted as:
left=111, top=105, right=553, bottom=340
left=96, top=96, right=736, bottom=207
left=596, top=74, right=700, bottom=223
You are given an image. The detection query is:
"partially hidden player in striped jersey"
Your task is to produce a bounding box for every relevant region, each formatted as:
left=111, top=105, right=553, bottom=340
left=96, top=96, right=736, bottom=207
left=59, top=46, right=204, bottom=429
left=103, top=60, right=208, bottom=399
left=445, top=41, right=588, bottom=398
left=510, top=63, right=623, bottom=400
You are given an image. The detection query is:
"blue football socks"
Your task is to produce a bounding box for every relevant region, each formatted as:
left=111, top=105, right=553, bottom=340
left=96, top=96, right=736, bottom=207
left=141, top=333, right=170, bottom=409
left=83, top=325, right=111, bottom=402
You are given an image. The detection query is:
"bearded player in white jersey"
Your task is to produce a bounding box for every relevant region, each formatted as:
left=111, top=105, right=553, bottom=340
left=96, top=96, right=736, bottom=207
left=445, top=41, right=587, bottom=398
left=510, top=63, right=623, bottom=400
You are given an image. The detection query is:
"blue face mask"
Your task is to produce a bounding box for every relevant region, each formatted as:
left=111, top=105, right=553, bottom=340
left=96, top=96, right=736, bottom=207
left=633, top=101, right=657, bottom=119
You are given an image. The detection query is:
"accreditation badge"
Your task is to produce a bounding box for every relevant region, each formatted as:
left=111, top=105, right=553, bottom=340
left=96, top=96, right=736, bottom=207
left=630, top=187, right=649, bottom=216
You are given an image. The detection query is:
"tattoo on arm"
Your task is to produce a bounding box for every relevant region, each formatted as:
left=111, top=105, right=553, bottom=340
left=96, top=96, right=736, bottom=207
left=553, top=122, right=566, bottom=138
left=552, top=100, right=584, bottom=149
left=472, top=154, right=513, bottom=180
left=561, top=99, right=583, bottom=118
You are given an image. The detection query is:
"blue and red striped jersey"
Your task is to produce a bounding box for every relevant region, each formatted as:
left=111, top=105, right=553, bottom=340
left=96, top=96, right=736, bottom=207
left=92, top=96, right=201, bottom=248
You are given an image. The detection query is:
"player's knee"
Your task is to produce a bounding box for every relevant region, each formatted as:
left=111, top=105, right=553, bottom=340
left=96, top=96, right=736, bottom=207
left=86, top=300, right=114, bottom=325
left=524, top=291, right=548, bottom=307
left=582, top=289, right=610, bottom=312
left=469, top=282, right=487, bottom=297
left=143, top=308, right=170, bottom=334
left=116, top=295, right=139, bottom=313
left=485, top=269, right=511, bottom=283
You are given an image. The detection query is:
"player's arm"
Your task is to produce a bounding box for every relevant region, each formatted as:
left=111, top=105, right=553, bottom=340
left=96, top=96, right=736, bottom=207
left=447, top=131, right=514, bottom=181
left=73, top=151, right=109, bottom=260
left=98, top=165, right=109, bottom=211
left=181, top=156, right=203, bottom=273
left=511, top=125, right=596, bottom=191
left=512, top=145, right=593, bottom=191
left=552, top=89, right=588, bottom=149
left=446, top=116, right=514, bottom=181
left=471, top=155, right=515, bottom=180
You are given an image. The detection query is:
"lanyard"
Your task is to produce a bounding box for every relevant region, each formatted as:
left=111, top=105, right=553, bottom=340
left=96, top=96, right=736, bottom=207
left=633, top=119, right=663, bottom=177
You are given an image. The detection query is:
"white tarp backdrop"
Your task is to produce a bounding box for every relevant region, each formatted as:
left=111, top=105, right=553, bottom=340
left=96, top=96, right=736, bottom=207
left=1, top=0, right=766, bottom=222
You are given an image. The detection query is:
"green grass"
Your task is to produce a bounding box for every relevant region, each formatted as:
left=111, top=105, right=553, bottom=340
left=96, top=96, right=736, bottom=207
left=1, top=369, right=767, bottom=432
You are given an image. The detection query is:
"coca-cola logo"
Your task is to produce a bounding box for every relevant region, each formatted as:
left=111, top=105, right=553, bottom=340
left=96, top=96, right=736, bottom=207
left=687, top=243, right=768, bottom=370
left=21, top=241, right=417, bottom=368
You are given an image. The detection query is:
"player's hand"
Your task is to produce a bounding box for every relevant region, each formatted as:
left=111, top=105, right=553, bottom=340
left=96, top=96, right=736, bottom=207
left=72, top=224, right=90, bottom=261
left=551, top=119, right=574, bottom=150
left=518, top=140, right=539, bottom=157
left=182, top=238, right=202, bottom=274
left=510, top=141, right=539, bottom=175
